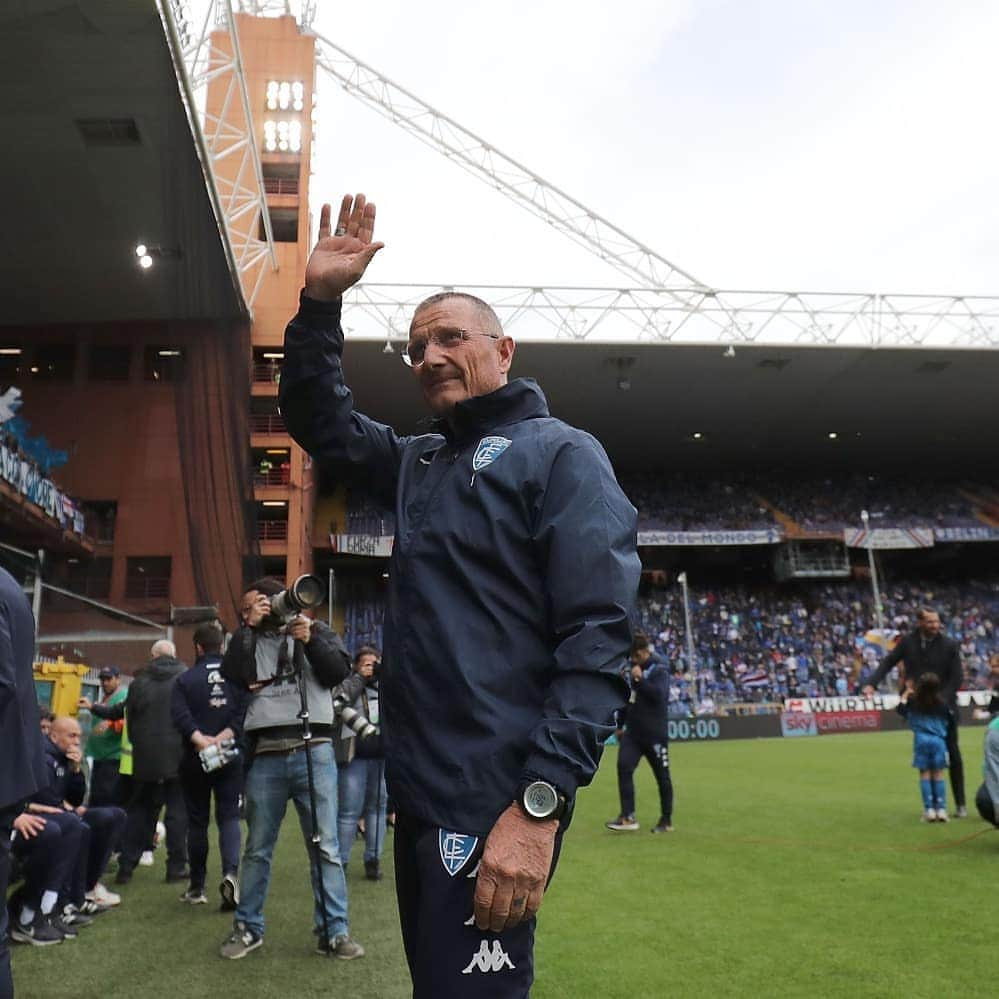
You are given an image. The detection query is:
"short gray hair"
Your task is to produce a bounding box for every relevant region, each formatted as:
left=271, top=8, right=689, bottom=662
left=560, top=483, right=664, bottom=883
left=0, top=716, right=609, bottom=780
left=411, top=291, right=503, bottom=336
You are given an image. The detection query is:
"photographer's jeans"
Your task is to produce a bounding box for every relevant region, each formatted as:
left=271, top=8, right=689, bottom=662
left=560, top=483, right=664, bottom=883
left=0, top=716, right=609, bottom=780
left=337, top=756, right=388, bottom=867
left=236, top=741, right=348, bottom=940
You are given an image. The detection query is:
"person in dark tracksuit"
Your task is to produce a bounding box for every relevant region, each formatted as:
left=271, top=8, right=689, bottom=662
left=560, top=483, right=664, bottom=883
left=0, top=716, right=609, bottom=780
left=606, top=633, right=674, bottom=833
left=864, top=607, right=966, bottom=816
left=0, top=565, right=49, bottom=987
left=279, top=194, right=640, bottom=998
left=171, top=622, right=248, bottom=909
left=94, top=641, right=189, bottom=883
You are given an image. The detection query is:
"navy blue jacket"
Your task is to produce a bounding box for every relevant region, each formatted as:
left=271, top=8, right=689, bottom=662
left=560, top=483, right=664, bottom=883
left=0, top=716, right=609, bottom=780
left=623, top=657, right=670, bottom=742
left=33, top=738, right=86, bottom=810
left=0, top=566, right=47, bottom=810
left=171, top=654, right=249, bottom=756
left=280, top=295, right=640, bottom=835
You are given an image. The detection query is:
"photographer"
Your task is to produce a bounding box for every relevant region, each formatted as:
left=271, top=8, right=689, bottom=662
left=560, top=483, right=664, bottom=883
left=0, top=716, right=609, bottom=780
left=218, top=578, right=362, bottom=961
left=334, top=646, right=387, bottom=881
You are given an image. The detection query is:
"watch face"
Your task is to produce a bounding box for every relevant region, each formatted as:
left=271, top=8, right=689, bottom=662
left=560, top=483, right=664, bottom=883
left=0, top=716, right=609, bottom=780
left=524, top=781, right=557, bottom=818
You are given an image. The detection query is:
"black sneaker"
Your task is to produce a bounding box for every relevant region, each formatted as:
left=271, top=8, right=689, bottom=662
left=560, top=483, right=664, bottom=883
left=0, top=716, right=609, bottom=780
left=114, top=867, right=133, bottom=885
left=364, top=859, right=382, bottom=882
left=165, top=867, right=190, bottom=884
left=219, top=873, right=239, bottom=912
left=48, top=912, right=78, bottom=939
left=651, top=819, right=674, bottom=834
left=10, top=914, right=63, bottom=947
left=61, top=905, right=94, bottom=928
left=220, top=922, right=263, bottom=960
left=77, top=899, right=112, bottom=917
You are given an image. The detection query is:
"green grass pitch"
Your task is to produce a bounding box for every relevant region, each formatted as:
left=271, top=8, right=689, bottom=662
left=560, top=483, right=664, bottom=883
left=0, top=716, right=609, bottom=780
left=11, top=728, right=997, bottom=998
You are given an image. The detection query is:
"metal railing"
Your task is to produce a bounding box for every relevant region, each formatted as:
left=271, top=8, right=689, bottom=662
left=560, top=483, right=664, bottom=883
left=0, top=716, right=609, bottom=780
left=258, top=521, right=289, bottom=541
left=249, top=413, right=286, bottom=435
left=263, top=176, right=299, bottom=196
left=252, top=363, right=282, bottom=383
left=124, top=577, right=171, bottom=600
left=253, top=469, right=290, bottom=487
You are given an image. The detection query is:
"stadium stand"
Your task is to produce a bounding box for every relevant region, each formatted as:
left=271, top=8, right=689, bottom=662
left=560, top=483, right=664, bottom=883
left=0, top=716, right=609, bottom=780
left=340, top=475, right=998, bottom=536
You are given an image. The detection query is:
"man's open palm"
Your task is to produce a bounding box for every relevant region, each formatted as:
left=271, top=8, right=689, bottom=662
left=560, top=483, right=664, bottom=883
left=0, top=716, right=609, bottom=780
left=304, top=193, right=384, bottom=301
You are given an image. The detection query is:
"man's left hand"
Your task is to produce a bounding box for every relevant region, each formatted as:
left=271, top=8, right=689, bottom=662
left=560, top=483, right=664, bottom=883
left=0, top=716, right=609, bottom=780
left=288, top=616, right=313, bottom=643
left=474, top=803, right=556, bottom=933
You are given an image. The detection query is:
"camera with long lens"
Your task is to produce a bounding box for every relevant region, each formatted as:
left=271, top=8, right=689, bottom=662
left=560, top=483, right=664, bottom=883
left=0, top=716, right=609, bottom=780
left=268, top=574, right=325, bottom=624
left=199, top=737, right=240, bottom=773
left=333, top=695, right=378, bottom=739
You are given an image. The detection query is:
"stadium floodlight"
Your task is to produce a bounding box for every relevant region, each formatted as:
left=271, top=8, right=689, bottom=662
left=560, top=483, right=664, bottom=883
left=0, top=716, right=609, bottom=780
left=139, top=255, right=153, bottom=269
left=827, top=432, right=838, bottom=440
left=692, top=432, right=703, bottom=440
left=135, top=243, right=148, bottom=257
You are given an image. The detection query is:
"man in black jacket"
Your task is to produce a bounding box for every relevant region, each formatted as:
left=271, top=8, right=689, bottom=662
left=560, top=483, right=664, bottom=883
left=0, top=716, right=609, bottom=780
left=863, top=608, right=966, bottom=815
left=279, top=194, right=639, bottom=998
left=171, top=622, right=248, bottom=908
left=29, top=716, right=126, bottom=915
left=95, top=641, right=189, bottom=882
left=0, top=564, right=49, bottom=985
left=606, top=634, right=675, bottom=834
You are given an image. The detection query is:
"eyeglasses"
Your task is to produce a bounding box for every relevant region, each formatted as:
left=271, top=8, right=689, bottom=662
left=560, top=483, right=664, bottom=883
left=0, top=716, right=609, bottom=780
left=402, top=328, right=501, bottom=367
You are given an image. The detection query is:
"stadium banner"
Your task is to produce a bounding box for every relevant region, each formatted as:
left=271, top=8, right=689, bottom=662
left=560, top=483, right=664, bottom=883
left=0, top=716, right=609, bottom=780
left=935, top=526, right=999, bottom=543
left=784, top=695, right=900, bottom=713
left=785, top=692, right=991, bottom=714
left=814, top=710, right=881, bottom=735
left=638, top=528, right=782, bottom=547
left=0, top=440, right=85, bottom=535
left=843, top=527, right=935, bottom=549
left=780, top=713, right=818, bottom=738
left=329, top=533, right=393, bottom=558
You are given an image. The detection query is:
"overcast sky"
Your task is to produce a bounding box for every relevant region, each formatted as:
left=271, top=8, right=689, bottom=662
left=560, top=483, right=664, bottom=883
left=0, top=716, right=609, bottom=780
left=301, top=0, right=999, bottom=300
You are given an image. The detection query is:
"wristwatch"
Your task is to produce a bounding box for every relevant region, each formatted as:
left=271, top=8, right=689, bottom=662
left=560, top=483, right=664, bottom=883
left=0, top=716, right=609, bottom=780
left=517, top=780, right=567, bottom=822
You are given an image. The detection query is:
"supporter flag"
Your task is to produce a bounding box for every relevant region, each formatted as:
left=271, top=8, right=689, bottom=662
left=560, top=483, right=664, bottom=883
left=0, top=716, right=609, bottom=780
left=858, top=629, right=899, bottom=653
left=741, top=670, right=770, bottom=688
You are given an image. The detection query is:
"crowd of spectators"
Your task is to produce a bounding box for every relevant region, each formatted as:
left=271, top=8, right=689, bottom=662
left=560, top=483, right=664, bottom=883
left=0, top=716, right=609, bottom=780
left=341, top=474, right=997, bottom=535
left=620, top=473, right=776, bottom=531
left=635, top=578, right=999, bottom=714
left=338, top=573, right=998, bottom=716
left=765, top=472, right=991, bottom=532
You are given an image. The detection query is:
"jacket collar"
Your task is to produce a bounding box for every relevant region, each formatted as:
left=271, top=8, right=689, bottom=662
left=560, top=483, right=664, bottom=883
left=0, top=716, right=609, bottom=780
left=434, top=378, right=550, bottom=444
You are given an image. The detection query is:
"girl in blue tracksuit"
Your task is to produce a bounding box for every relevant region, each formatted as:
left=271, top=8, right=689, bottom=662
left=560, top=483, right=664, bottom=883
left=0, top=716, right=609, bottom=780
left=897, top=672, right=952, bottom=822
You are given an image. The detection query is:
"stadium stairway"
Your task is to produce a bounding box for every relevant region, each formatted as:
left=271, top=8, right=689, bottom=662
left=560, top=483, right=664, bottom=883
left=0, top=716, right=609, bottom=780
left=958, top=486, right=999, bottom=527
left=751, top=493, right=805, bottom=536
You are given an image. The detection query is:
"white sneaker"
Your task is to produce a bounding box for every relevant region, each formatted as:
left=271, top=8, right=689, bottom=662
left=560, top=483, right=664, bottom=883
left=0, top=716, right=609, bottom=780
left=935, top=809, right=949, bottom=823
left=921, top=809, right=937, bottom=823
left=139, top=851, right=155, bottom=867
left=87, top=883, right=121, bottom=907
left=605, top=815, right=640, bottom=831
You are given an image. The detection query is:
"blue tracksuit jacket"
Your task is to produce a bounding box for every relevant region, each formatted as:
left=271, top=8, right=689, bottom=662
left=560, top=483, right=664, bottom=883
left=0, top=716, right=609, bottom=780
left=280, top=295, right=640, bottom=834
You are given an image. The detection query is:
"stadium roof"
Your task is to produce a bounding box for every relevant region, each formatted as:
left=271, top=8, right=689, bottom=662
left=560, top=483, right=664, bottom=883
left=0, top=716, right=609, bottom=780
left=334, top=337, right=998, bottom=473
left=0, top=0, right=244, bottom=327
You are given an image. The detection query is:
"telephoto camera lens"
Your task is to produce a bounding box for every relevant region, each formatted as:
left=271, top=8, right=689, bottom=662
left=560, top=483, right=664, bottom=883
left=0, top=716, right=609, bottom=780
left=269, top=574, right=325, bottom=622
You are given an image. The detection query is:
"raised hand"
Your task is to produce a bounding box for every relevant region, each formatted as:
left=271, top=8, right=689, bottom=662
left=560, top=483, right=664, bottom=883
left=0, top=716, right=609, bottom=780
left=304, top=193, right=385, bottom=301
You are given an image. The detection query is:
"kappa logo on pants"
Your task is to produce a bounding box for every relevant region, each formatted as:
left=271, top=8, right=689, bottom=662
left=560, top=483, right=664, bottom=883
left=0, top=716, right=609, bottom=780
left=462, top=940, right=516, bottom=975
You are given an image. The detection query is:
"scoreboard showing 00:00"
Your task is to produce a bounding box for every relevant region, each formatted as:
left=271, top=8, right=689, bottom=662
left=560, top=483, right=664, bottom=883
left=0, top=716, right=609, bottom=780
left=667, top=718, right=721, bottom=741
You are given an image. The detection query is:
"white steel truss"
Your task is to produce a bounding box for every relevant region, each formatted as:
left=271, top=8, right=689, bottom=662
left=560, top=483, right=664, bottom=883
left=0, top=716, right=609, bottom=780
left=159, top=0, right=277, bottom=310
left=312, top=32, right=709, bottom=304
left=161, top=6, right=998, bottom=349
left=342, top=284, right=999, bottom=349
